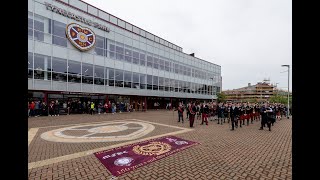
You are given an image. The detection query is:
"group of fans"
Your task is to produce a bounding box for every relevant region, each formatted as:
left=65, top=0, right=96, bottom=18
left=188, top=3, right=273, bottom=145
left=176, top=101, right=290, bottom=131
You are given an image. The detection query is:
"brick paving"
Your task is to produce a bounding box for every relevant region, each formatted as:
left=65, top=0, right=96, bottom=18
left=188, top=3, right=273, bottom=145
left=28, top=111, right=292, bottom=180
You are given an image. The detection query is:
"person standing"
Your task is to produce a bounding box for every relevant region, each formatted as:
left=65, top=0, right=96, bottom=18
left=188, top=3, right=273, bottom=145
left=98, top=102, right=103, bottom=114
left=34, top=100, right=40, bottom=117
left=49, top=101, right=55, bottom=116
left=54, top=100, right=60, bottom=116
left=201, top=104, right=209, bottom=125
left=230, top=103, right=239, bottom=130
left=259, top=104, right=272, bottom=131
left=189, top=102, right=196, bottom=128
left=90, top=102, right=95, bottom=115
left=177, top=103, right=184, bottom=123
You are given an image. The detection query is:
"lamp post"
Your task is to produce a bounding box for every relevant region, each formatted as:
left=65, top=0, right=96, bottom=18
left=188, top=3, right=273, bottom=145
left=281, top=65, right=290, bottom=119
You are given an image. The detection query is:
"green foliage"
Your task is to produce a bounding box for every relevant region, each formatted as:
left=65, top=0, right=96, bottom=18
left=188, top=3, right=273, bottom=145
left=217, top=92, right=226, bottom=103
left=269, top=94, right=289, bottom=104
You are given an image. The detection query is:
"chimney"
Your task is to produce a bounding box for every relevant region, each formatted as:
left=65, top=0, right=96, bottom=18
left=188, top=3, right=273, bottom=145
left=248, top=83, right=251, bottom=87
left=189, top=53, right=195, bottom=57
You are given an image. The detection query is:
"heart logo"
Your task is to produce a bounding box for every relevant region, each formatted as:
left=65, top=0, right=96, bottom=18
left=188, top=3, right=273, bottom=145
left=66, top=23, right=96, bottom=51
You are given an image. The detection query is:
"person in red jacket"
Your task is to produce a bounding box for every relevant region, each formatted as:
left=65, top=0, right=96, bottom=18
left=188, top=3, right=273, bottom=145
left=29, top=101, right=35, bottom=117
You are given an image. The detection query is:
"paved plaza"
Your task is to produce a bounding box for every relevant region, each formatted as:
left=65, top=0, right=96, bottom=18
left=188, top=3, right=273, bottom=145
left=28, top=111, right=292, bottom=180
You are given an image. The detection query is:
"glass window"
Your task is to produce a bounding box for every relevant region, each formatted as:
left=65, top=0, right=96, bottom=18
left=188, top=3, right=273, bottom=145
left=108, top=68, right=114, bottom=86
left=132, top=73, right=139, bottom=82
left=147, top=55, right=153, bottom=68
left=132, top=50, right=139, bottom=65
left=68, top=60, right=81, bottom=75
left=95, top=47, right=104, bottom=56
left=82, top=63, right=93, bottom=76
left=153, top=56, right=159, bottom=69
left=115, top=69, right=123, bottom=87
left=52, top=57, right=67, bottom=73
left=124, top=71, right=132, bottom=82
left=125, top=48, right=132, bottom=63
left=165, top=61, right=169, bottom=72
left=174, top=80, right=179, bottom=92
left=124, top=71, right=132, bottom=88
left=147, top=75, right=152, bottom=90
left=159, top=77, right=164, bottom=91
left=52, top=20, right=65, bottom=37
left=164, top=78, right=169, bottom=91
left=96, top=35, right=104, bottom=48
left=34, top=54, right=51, bottom=71
left=68, top=60, right=81, bottom=83
left=153, top=76, right=158, bottom=90
left=34, top=70, right=51, bottom=80
left=116, top=45, right=124, bottom=61
left=53, top=36, right=67, bottom=47
left=34, top=14, right=44, bottom=32
left=94, top=65, right=104, bottom=85
left=159, top=59, right=164, bottom=70
left=174, top=64, right=179, bottom=74
left=140, top=53, right=146, bottom=66
left=170, top=79, right=175, bottom=91
left=28, top=53, right=33, bottom=78
left=94, top=65, right=104, bottom=78
left=82, top=76, right=93, bottom=84
left=140, top=74, right=146, bottom=89
left=132, top=73, right=139, bottom=89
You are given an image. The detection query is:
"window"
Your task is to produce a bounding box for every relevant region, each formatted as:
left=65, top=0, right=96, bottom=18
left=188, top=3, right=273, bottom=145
left=170, top=79, right=174, bottom=92
left=124, top=71, right=132, bottom=88
left=68, top=60, right=81, bottom=83
left=28, top=12, right=33, bottom=39
left=108, top=68, right=115, bottom=86
left=82, top=63, right=93, bottom=84
left=52, top=57, right=67, bottom=82
left=94, top=65, right=104, bottom=85
left=140, top=53, right=146, bottom=66
left=159, top=77, right=164, bottom=91
left=132, top=73, right=139, bottom=89
left=165, top=61, right=170, bottom=72
left=95, top=35, right=104, bottom=56
left=140, top=74, right=146, bottom=89
left=124, top=47, right=132, bottom=63
left=159, top=59, right=164, bottom=70
left=174, top=64, right=179, bottom=74
left=147, top=75, right=152, bottom=90
left=153, top=76, right=158, bottom=90
left=132, top=50, right=139, bottom=65
left=28, top=52, right=33, bottom=79
left=164, top=78, right=170, bottom=91
left=116, top=45, right=124, bottom=61
left=34, top=54, right=51, bottom=80
left=52, top=20, right=67, bottom=47
left=175, top=80, right=179, bottom=92
left=147, top=54, right=153, bottom=68
left=82, top=63, right=93, bottom=77
left=153, top=56, right=159, bottom=69
left=33, top=14, right=45, bottom=41
left=115, top=69, right=123, bottom=87
left=109, top=41, right=115, bottom=59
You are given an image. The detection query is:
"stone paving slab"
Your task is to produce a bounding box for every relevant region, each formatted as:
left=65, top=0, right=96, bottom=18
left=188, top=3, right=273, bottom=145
left=28, top=111, right=292, bottom=180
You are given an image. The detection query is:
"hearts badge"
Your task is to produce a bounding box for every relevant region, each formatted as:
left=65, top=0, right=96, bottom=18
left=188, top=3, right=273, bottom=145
left=66, top=23, right=96, bottom=51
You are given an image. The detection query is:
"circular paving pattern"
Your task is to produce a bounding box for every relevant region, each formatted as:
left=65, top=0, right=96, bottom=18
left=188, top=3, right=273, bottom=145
left=40, top=121, right=155, bottom=143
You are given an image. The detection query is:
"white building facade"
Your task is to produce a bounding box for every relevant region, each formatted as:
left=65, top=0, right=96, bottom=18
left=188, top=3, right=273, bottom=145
left=28, top=0, right=222, bottom=108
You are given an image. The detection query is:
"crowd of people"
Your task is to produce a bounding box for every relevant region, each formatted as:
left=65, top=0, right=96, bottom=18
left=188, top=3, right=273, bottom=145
left=28, top=100, right=145, bottom=117
left=28, top=99, right=290, bottom=132
left=176, top=101, right=290, bottom=131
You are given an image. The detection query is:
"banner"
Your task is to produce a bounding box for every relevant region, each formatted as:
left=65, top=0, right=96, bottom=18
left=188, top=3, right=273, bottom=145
left=94, top=136, right=199, bottom=177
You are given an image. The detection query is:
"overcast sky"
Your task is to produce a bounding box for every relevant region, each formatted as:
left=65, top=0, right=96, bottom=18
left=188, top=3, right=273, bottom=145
left=83, top=0, right=292, bottom=91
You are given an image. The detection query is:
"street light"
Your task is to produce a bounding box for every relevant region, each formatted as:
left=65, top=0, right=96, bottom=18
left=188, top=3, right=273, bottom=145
left=281, top=65, right=290, bottom=119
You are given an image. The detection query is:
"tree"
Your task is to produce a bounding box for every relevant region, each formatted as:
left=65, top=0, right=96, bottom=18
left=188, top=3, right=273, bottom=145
left=217, top=92, right=227, bottom=103
left=269, top=94, right=287, bottom=104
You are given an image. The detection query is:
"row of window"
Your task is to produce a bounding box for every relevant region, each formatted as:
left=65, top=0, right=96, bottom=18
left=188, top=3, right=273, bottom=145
left=28, top=53, right=217, bottom=95
left=28, top=12, right=221, bottom=82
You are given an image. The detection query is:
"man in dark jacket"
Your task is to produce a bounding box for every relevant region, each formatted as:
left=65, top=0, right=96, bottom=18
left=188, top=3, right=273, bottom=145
left=201, top=104, right=209, bottom=125
left=177, top=103, right=184, bottom=123
left=230, top=103, right=239, bottom=130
